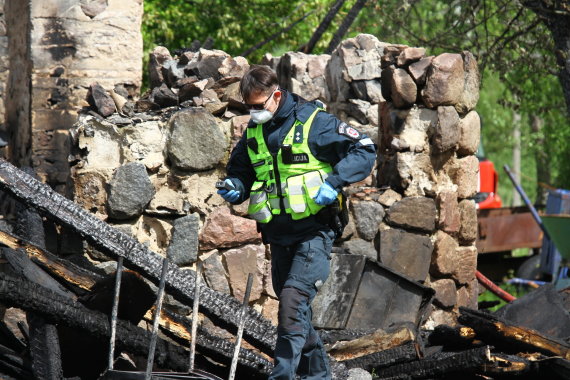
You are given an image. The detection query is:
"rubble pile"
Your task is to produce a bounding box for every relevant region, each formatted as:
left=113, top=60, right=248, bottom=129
left=0, top=31, right=569, bottom=379
left=69, top=34, right=480, bottom=328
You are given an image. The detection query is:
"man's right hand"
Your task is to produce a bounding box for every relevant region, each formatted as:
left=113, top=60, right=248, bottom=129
left=217, top=179, right=240, bottom=202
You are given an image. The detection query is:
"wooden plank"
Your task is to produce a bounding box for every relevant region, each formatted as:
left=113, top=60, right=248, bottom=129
left=0, top=158, right=276, bottom=353
left=0, top=230, right=100, bottom=291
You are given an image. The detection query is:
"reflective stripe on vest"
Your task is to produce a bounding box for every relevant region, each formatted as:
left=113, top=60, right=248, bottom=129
left=246, top=108, right=333, bottom=223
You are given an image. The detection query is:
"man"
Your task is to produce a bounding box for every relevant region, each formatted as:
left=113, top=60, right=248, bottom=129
left=217, top=66, right=376, bottom=380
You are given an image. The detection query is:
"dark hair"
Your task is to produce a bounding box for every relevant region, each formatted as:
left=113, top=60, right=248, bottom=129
left=239, top=65, right=278, bottom=101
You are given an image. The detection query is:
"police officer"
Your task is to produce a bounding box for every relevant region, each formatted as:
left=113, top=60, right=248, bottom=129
left=217, top=66, right=376, bottom=380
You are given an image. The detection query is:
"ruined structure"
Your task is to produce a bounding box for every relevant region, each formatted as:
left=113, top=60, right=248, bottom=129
left=67, top=33, right=480, bottom=328
left=1, top=0, right=143, bottom=191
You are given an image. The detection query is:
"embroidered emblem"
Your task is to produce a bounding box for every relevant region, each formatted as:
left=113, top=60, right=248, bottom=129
left=337, top=122, right=361, bottom=140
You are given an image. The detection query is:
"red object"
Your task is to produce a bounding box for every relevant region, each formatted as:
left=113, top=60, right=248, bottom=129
left=476, top=270, right=516, bottom=302
left=477, top=159, right=502, bottom=209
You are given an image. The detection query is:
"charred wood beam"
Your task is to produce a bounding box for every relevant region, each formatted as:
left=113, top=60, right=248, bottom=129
left=481, top=353, right=532, bottom=376
left=158, top=309, right=273, bottom=376
left=0, top=159, right=277, bottom=353
left=12, top=178, right=66, bottom=380
left=0, top=321, right=26, bottom=353
left=428, top=324, right=483, bottom=350
left=328, top=327, right=416, bottom=362
left=0, top=343, right=33, bottom=379
left=0, top=274, right=272, bottom=376
left=375, top=346, right=491, bottom=380
left=0, top=230, right=101, bottom=292
left=1, top=228, right=272, bottom=373
left=459, top=307, right=570, bottom=359
left=341, top=341, right=419, bottom=372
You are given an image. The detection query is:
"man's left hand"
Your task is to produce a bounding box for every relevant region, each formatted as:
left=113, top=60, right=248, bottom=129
left=314, top=182, right=338, bottom=205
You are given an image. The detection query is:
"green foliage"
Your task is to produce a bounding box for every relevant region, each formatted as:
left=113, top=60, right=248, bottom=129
left=142, top=0, right=357, bottom=62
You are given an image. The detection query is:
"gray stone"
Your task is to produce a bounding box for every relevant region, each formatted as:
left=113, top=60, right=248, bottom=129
left=162, top=59, right=186, bottom=88
left=432, top=106, right=460, bottom=153
left=378, top=188, right=402, bottom=207
left=107, top=162, right=155, bottom=220
left=448, top=155, right=479, bottom=199
left=167, top=107, right=228, bottom=171
left=459, top=199, right=478, bottom=244
left=455, top=51, right=480, bottom=114
left=89, top=83, right=116, bottom=117
left=387, top=196, right=436, bottom=232
left=421, top=53, right=465, bottom=108
left=80, top=0, right=108, bottom=18
left=223, top=244, right=265, bottom=302
left=179, top=78, right=209, bottom=103
left=437, top=191, right=460, bottom=235
left=196, top=48, right=230, bottom=80
left=458, top=110, right=481, bottom=156
left=391, top=68, right=417, bottom=108
left=378, top=228, right=433, bottom=281
left=393, top=151, right=438, bottom=197
left=201, top=249, right=231, bottom=294
left=352, top=200, right=385, bottom=241
left=150, top=83, right=178, bottom=108
left=430, top=230, right=458, bottom=277
left=218, top=56, right=249, bottom=78
left=149, top=46, right=172, bottom=89
left=347, top=368, right=372, bottom=380
left=430, top=278, right=457, bottom=309
left=342, top=238, right=377, bottom=261
left=397, top=47, right=426, bottom=67
left=167, top=213, right=200, bottom=266
left=327, top=34, right=387, bottom=102
left=454, top=246, right=477, bottom=285
left=350, top=79, right=384, bottom=103
left=408, top=56, right=433, bottom=86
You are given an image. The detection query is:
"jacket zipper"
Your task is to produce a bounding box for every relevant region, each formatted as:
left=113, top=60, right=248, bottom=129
left=270, top=152, right=285, bottom=213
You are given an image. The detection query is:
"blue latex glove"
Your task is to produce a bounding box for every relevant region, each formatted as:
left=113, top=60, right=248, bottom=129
left=217, top=179, right=240, bottom=202
left=313, top=182, right=338, bottom=206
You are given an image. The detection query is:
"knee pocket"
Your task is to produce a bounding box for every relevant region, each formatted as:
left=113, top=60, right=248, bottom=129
left=278, top=287, right=309, bottom=332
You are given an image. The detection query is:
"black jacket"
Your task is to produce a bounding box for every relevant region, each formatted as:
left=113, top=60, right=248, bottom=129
left=226, top=90, right=376, bottom=245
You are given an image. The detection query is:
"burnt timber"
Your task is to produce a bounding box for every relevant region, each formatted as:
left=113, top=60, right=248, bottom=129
left=0, top=158, right=277, bottom=353
left=0, top=273, right=273, bottom=376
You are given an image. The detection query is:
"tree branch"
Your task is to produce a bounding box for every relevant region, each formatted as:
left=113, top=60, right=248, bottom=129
left=239, top=11, right=314, bottom=58
left=300, top=0, right=346, bottom=54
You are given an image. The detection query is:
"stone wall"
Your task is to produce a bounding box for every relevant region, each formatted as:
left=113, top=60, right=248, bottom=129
left=3, top=0, right=143, bottom=192
left=68, top=34, right=481, bottom=327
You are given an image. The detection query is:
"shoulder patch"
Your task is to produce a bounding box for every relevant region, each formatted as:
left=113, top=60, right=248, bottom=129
left=337, top=122, right=361, bottom=140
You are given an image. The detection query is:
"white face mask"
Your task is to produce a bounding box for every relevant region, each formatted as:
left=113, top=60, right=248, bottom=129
left=250, top=108, right=274, bottom=124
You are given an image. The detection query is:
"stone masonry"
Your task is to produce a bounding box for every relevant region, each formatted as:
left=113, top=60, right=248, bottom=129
left=3, top=0, right=143, bottom=192
left=67, top=34, right=480, bottom=327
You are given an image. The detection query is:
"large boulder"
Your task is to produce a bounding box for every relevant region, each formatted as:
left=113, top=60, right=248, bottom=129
left=352, top=200, right=385, bottom=241
left=386, top=196, right=436, bottom=232
left=455, top=51, right=480, bottom=114
left=166, top=108, right=228, bottom=171
left=421, top=53, right=464, bottom=108
left=107, top=162, right=155, bottom=220
left=378, top=228, right=433, bottom=281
